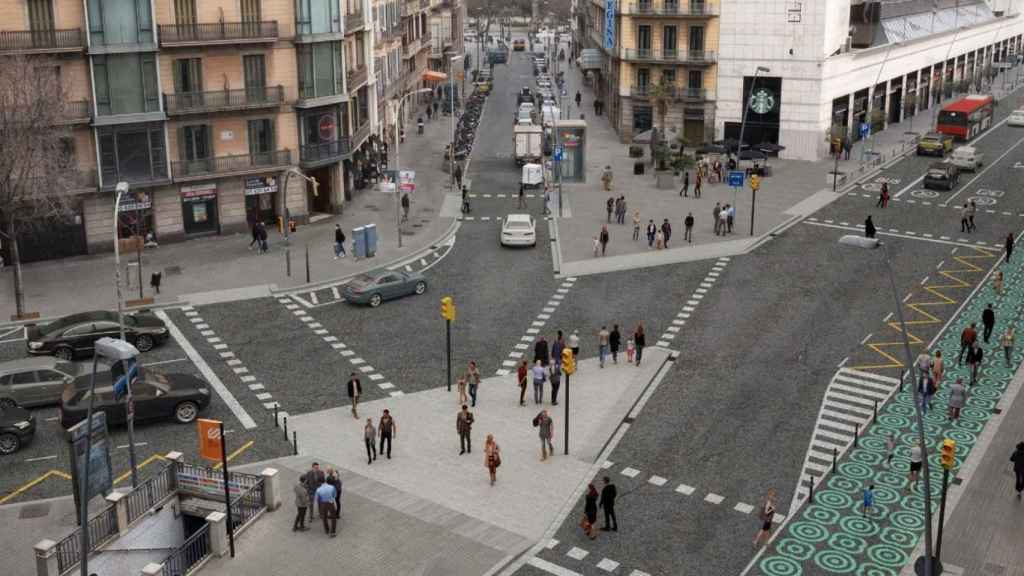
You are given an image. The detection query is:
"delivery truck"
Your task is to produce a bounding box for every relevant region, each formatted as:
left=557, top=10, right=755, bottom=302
left=514, top=124, right=543, bottom=165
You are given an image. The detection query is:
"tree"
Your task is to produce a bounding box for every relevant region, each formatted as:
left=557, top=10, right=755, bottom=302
left=0, top=55, right=78, bottom=317
left=647, top=80, right=676, bottom=142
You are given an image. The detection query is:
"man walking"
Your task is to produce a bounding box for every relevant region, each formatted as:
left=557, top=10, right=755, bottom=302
left=401, top=193, right=410, bottom=223
left=958, top=323, right=978, bottom=365
left=575, top=90, right=582, bottom=110
left=726, top=204, right=735, bottom=234
left=694, top=171, right=702, bottom=198
left=684, top=212, right=694, bottom=243
left=865, top=215, right=876, bottom=239
left=1007, top=232, right=1015, bottom=263
left=967, top=341, right=984, bottom=386
left=549, top=361, right=561, bottom=405
left=532, top=360, right=546, bottom=404
left=600, top=476, right=618, bottom=531
left=662, top=218, right=673, bottom=247
left=599, top=225, right=610, bottom=256
left=646, top=219, right=657, bottom=248
left=680, top=171, right=689, bottom=197
left=961, top=203, right=971, bottom=233
left=598, top=325, right=610, bottom=368
left=304, top=462, right=325, bottom=522
left=968, top=200, right=977, bottom=232
left=982, top=303, right=996, bottom=343
left=334, top=225, right=347, bottom=259
left=457, top=405, right=474, bottom=454
left=517, top=359, right=529, bottom=406
left=518, top=183, right=527, bottom=209
left=534, top=335, right=550, bottom=366
left=315, top=479, right=338, bottom=536
left=454, top=162, right=463, bottom=190
left=293, top=475, right=310, bottom=531
left=618, top=196, right=628, bottom=225
left=1011, top=441, right=1024, bottom=499
left=609, top=324, right=621, bottom=364
left=606, top=196, right=614, bottom=222
left=378, top=409, right=397, bottom=459
left=713, top=203, right=722, bottom=235
left=346, top=372, right=362, bottom=419
left=536, top=409, right=554, bottom=461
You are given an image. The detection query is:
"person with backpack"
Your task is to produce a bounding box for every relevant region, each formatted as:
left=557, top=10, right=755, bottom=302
left=534, top=409, right=554, bottom=461
left=531, top=360, right=546, bottom=404
left=334, top=225, right=347, bottom=259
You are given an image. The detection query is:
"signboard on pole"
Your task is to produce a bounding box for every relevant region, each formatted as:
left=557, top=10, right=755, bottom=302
left=381, top=170, right=416, bottom=193
left=68, top=412, right=113, bottom=509
left=728, top=170, right=745, bottom=188
left=859, top=122, right=870, bottom=139
left=197, top=418, right=223, bottom=462
left=604, top=0, right=616, bottom=50
left=553, top=145, right=564, bottom=161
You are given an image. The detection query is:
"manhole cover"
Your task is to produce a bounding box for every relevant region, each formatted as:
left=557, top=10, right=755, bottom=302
left=19, top=502, right=51, bottom=519
left=164, top=266, right=183, bottom=276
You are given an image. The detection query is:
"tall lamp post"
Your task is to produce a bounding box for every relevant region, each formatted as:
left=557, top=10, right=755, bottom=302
left=838, top=235, right=937, bottom=576
left=112, top=182, right=140, bottom=489
left=735, top=66, right=770, bottom=161
left=393, top=88, right=432, bottom=248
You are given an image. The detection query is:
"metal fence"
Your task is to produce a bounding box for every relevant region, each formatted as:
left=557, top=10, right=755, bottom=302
left=158, top=21, right=278, bottom=44
left=300, top=138, right=352, bottom=165
left=126, top=462, right=177, bottom=526
left=0, top=28, right=82, bottom=52
left=55, top=504, right=119, bottom=575
left=159, top=524, right=211, bottom=576
left=229, top=479, right=265, bottom=536
left=171, top=150, right=292, bottom=179
left=164, top=86, right=284, bottom=115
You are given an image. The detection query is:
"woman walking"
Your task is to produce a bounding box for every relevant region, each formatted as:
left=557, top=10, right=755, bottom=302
left=994, top=270, right=1004, bottom=296
left=1001, top=326, right=1015, bottom=368
left=466, top=361, right=482, bottom=407
left=632, top=210, right=641, bottom=241
left=908, top=439, right=923, bottom=491
left=947, top=377, right=967, bottom=421
left=634, top=324, right=646, bottom=367
left=753, top=489, right=776, bottom=548
left=581, top=483, right=599, bottom=539
left=364, top=418, right=377, bottom=465
left=932, top=350, right=945, bottom=393
left=457, top=377, right=468, bottom=405
left=599, top=225, right=610, bottom=256
left=484, top=434, right=501, bottom=486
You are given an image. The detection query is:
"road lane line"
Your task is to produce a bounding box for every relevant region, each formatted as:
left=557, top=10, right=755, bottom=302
left=859, top=333, right=873, bottom=345
left=0, top=469, right=72, bottom=505
left=24, top=455, right=58, bottom=462
left=802, top=221, right=998, bottom=249
left=155, top=309, right=257, bottom=430
left=941, top=133, right=1024, bottom=206
left=143, top=358, right=189, bottom=367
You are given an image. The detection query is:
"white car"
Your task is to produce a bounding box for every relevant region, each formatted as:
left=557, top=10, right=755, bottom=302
left=500, top=214, right=536, bottom=247
left=1009, top=109, right=1024, bottom=126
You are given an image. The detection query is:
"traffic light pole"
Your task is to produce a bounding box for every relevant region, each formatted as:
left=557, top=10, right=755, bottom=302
left=563, top=372, right=569, bottom=455
left=935, top=466, right=950, bottom=564
left=446, top=319, right=452, bottom=393
left=749, top=185, right=757, bottom=236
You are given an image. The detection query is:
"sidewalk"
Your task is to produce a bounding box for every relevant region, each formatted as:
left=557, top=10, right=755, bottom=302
left=0, top=108, right=458, bottom=322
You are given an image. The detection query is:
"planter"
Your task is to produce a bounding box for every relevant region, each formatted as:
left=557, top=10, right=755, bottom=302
left=655, top=170, right=675, bottom=189
left=826, top=171, right=847, bottom=187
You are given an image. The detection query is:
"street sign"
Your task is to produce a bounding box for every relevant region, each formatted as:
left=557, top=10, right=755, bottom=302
left=727, top=170, right=745, bottom=187
left=197, top=418, right=223, bottom=461
left=554, top=145, right=564, bottom=161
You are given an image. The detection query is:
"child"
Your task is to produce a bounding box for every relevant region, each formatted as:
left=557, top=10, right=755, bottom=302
left=994, top=270, right=1004, bottom=296
left=626, top=338, right=635, bottom=363
left=885, top=432, right=896, bottom=468
left=861, top=484, right=875, bottom=517
left=457, top=377, right=468, bottom=405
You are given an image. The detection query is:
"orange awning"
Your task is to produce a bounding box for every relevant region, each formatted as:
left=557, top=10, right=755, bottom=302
left=422, top=70, right=448, bottom=82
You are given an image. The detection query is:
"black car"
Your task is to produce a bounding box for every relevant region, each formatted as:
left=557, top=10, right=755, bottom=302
left=0, top=406, right=36, bottom=455
left=923, top=162, right=960, bottom=191
left=27, top=310, right=169, bottom=360
left=59, top=369, right=210, bottom=429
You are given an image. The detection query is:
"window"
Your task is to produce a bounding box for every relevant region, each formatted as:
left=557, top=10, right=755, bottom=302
left=98, top=123, right=167, bottom=185
left=87, top=0, right=154, bottom=46
left=93, top=54, right=160, bottom=115
left=0, top=375, right=10, bottom=387
left=662, top=69, right=676, bottom=86
left=296, top=0, right=342, bottom=36
left=689, top=26, right=704, bottom=52
left=12, top=371, right=38, bottom=385
left=688, top=70, right=703, bottom=89
left=64, top=324, right=93, bottom=337
left=28, top=0, right=55, bottom=31
left=663, top=26, right=677, bottom=54
left=241, top=0, right=261, bottom=22
left=297, top=42, right=344, bottom=98
left=181, top=125, right=211, bottom=161
left=92, top=321, right=120, bottom=332
left=637, top=26, right=651, bottom=52
left=244, top=55, right=267, bottom=99
left=248, top=119, right=274, bottom=161
left=174, top=0, right=196, bottom=24
left=37, top=370, right=67, bottom=381
left=173, top=58, right=203, bottom=93
left=300, top=107, right=340, bottom=146
left=636, top=68, right=650, bottom=88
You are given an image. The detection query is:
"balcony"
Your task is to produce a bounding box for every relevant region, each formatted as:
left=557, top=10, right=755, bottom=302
left=352, top=121, right=371, bottom=148
left=0, top=28, right=83, bottom=54
left=164, top=86, right=285, bottom=116
left=158, top=21, right=278, bottom=46
left=347, top=67, right=368, bottom=91
left=172, top=149, right=292, bottom=182
left=300, top=138, right=352, bottom=167
left=620, top=48, right=716, bottom=65
left=60, top=100, right=92, bottom=125
left=346, top=12, right=366, bottom=33
left=403, top=35, right=422, bottom=58
left=624, top=1, right=718, bottom=16
left=630, top=85, right=714, bottom=101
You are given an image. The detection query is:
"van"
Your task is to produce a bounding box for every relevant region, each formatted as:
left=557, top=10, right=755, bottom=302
left=950, top=146, right=984, bottom=171
left=1008, top=109, right=1024, bottom=127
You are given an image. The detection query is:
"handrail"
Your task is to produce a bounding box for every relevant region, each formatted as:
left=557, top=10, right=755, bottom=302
left=0, top=28, right=83, bottom=51
left=159, top=524, right=211, bottom=576
left=158, top=21, right=278, bottom=44
left=125, top=461, right=177, bottom=525
left=54, top=504, right=119, bottom=574
left=164, top=86, right=285, bottom=115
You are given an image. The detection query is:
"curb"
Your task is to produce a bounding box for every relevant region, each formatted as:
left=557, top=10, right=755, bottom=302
left=0, top=299, right=191, bottom=331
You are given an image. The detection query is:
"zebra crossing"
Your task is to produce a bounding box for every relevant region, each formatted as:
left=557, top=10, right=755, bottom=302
left=791, top=367, right=902, bottom=512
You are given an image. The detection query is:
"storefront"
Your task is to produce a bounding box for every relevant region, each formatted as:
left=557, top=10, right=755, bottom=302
left=117, top=193, right=155, bottom=242
left=244, top=176, right=278, bottom=225
left=180, top=183, right=219, bottom=236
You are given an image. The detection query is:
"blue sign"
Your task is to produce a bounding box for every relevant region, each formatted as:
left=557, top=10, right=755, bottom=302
left=554, top=146, right=564, bottom=161
left=604, top=0, right=616, bottom=51
left=728, top=170, right=745, bottom=188
left=112, top=359, right=138, bottom=402
left=859, top=122, right=870, bottom=138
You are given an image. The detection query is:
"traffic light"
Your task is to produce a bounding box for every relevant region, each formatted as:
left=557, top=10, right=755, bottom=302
left=750, top=174, right=761, bottom=191
left=441, top=296, right=456, bottom=321
left=562, top=347, right=575, bottom=375
left=940, top=438, right=956, bottom=470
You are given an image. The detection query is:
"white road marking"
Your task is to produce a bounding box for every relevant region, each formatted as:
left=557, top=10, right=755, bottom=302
left=648, top=475, right=668, bottom=486
left=25, top=455, right=58, bottom=462
left=566, top=547, right=589, bottom=560
left=310, top=292, right=319, bottom=305
left=859, top=333, right=873, bottom=345
left=596, top=558, right=620, bottom=572
left=704, top=493, right=725, bottom=504
left=942, top=132, right=1024, bottom=206
left=143, top=358, right=189, bottom=367
left=331, top=287, right=341, bottom=300
left=545, top=539, right=559, bottom=550
left=802, top=220, right=997, bottom=249
left=734, top=502, right=755, bottom=514
left=620, top=467, right=640, bottom=478
left=528, top=557, right=581, bottom=576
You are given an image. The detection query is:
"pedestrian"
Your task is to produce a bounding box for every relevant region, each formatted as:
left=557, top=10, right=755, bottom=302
left=334, top=225, right=347, bottom=259
left=257, top=221, right=269, bottom=253
left=379, top=409, right=397, bottom=459
left=908, top=439, right=922, bottom=491
left=346, top=372, right=362, bottom=419
left=304, top=463, right=325, bottom=521
left=457, top=376, right=468, bottom=405
left=605, top=196, right=614, bottom=223
left=363, top=418, right=377, bottom=464
left=726, top=204, right=735, bottom=234
left=876, top=183, right=889, bottom=208
left=932, top=350, right=945, bottom=392
left=619, top=196, right=628, bottom=225
left=752, top=489, right=776, bottom=548
left=531, top=360, right=546, bottom=404
left=684, top=212, right=694, bottom=243
left=662, top=218, right=672, bottom=247
left=575, top=90, right=581, bottom=109
left=315, top=478, right=338, bottom=536
left=592, top=235, right=600, bottom=257
left=535, top=409, right=554, bottom=460
left=626, top=337, right=635, bottom=363
left=596, top=476, right=617, bottom=533
left=694, top=171, right=702, bottom=198
left=968, top=200, right=977, bottom=232
left=655, top=228, right=664, bottom=249
left=1006, top=232, right=1015, bottom=263
left=401, top=193, right=410, bottom=223
left=884, top=432, right=897, bottom=467
left=634, top=324, right=646, bottom=366
left=543, top=186, right=551, bottom=216
left=958, top=323, right=977, bottom=365
left=1001, top=325, right=1015, bottom=368
left=598, top=325, right=610, bottom=367
left=466, top=360, right=482, bottom=407
left=534, top=335, right=550, bottom=366
left=581, top=483, right=598, bottom=539
left=918, top=372, right=936, bottom=415
left=632, top=210, right=641, bottom=241
left=149, top=272, right=161, bottom=295
left=994, top=270, right=1005, bottom=296
left=601, top=166, right=613, bottom=191
left=457, top=404, right=474, bottom=454
left=484, top=434, right=501, bottom=486
left=967, top=341, right=984, bottom=386
left=609, top=324, right=621, bottom=364
left=426, top=103, right=433, bottom=121
left=549, top=360, right=561, bottom=405
left=1012, top=441, right=1024, bottom=499
left=646, top=219, right=657, bottom=248
left=960, top=203, right=970, bottom=233
left=614, top=196, right=625, bottom=224
left=569, top=330, right=580, bottom=363
left=983, top=303, right=996, bottom=343
left=865, top=215, right=876, bottom=239
left=599, top=225, right=609, bottom=256
left=325, top=468, right=342, bottom=518
left=248, top=220, right=260, bottom=250
left=681, top=170, right=690, bottom=197
left=861, top=484, right=875, bottom=517
left=915, top=351, right=933, bottom=391
left=293, top=475, right=310, bottom=531
left=713, top=202, right=722, bottom=235
left=718, top=207, right=729, bottom=237
left=517, top=359, right=529, bottom=406
left=454, top=162, right=463, bottom=189
left=947, top=377, right=967, bottom=421
left=552, top=330, right=565, bottom=369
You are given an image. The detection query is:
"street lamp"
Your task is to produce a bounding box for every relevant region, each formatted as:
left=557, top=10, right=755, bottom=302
left=838, top=235, right=937, bottom=576
left=78, top=337, right=140, bottom=576
left=735, top=65, right=770, bottom=160
left=394, top=88, right=433, bottom=248
left=112, top=182, right=140, bottom=489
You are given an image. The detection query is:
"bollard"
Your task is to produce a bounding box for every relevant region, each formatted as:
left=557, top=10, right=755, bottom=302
left=283, top=416, right=288, bottom=440
left=274, top=405, right=279, bottom=428
left=873, top=399, right=878, bottom=422
left=292, top=431, right=298, bottom=455
left=833, top=447, right=838, bottom=473
left=854, top=422, right=859, bottom=446
left=305, top=244, right=311, bottom=283
left=286, top=248, right=292, bottom=277
left=808, top=476, right=815, bottom=504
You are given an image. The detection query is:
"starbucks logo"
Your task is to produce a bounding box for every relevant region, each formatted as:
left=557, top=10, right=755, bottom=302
left=749, top=88, right=776, bottom=114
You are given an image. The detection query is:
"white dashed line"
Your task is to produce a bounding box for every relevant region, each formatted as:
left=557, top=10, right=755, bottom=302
left=566, top=547, right=589, bottom=560
left=704, top=493, right=725, bottom=505
left=620, top=467, right=640, bottom=478
left=675, top=484, right=696, bottom=496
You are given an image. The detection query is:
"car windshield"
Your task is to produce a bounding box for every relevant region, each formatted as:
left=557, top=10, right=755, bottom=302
left=928, top=169, right=949, bottom=179
left=507, top=220, right=532, bottom=229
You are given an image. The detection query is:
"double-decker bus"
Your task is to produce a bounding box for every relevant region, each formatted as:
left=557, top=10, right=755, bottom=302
left=936, top=94, right=995, bottom=140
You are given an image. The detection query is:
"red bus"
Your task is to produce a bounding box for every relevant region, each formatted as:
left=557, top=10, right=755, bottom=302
left=936, top=94, right=995, bottom=140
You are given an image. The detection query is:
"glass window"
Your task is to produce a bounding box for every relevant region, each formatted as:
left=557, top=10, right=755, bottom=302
left=0, top=375, right=10, bottom=387
left=248, top=119, right=274, bottom=158
left=689, top=26, right=704, bottom=52
left=296, top=0, right=340, bottom=35
left=181, top=125, right=211, bottom=161
left=688, top=70, right=702, bottom=89
left=12, top=371, right=37, bottom=385
left=88, top=0, right=153, bottom=46
left=64, top=324, right=94, bottom=337
left=94, top=54, right=160, bottom=115
left=98, top=123, right=168, bottom=184
left=298, top=42, right=343, bottom=99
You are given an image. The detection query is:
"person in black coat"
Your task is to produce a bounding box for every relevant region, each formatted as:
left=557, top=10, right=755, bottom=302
left=865, top=215, right=876, bottom=239
left=347, top=373, right=362, bottom=419
left=609, top=325, right=621, bottom=364
left=582, top=483, right=598, bottom=539
left=534, top=336, right=550, bottom=367
left=1011, top=441, right=1024, bottom=499
left=634, top=324, right=646, bottom=366
left=600, top=476, right=618, bottom=531
left=982, top=303, right=996, bottom=343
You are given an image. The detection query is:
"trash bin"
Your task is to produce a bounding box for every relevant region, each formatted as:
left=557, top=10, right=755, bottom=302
left=634, top=161, right=645, bottom=176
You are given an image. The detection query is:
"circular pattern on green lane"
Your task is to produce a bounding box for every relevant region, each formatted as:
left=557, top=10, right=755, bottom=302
left=760, top=555, right=803, bottom=576
left=789, top=521, right=830, bottom=543
left=829, top=532, right=868, bottom=555
left=775, top=538, right=816, bottom=561
left=814, top=549, right=857, bottom=574
left=815, top=489, right=856, bottom=510
left=838, top=515, right=881, bottom=538
left=880, top=526, right=919, bottom=549
left=867, top=543, right=909, bottom=567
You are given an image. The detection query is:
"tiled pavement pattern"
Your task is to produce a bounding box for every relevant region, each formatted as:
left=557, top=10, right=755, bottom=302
left=495, top=276, right=579, bottom=377
left=654, top=256, right=730, bottom=348
left=753, top=253, right=1022, bottom=576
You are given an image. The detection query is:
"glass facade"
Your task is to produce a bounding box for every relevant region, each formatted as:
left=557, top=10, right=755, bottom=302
left=298, top=42, right=345, bottom=99
left=98, top=122, right=168, bottom=185
left=295, top=0, right=342, bottom=36
left=93, top=54, right=160, bottom=115
left=87, top=0, right=154, bottom=46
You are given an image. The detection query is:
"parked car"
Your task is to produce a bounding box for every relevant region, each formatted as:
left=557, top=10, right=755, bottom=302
left=500, top=214, right=537, bottom=247
left=916, top=132, right=954, bottom=156
left=0, top=357, right=79, bottom=408
left=923, top=162, right=960, bottom=190
left=1008, top=109, right=1024, bottom=126
left=950, top=145, right=984, bottom=171
left=27, top=310, right=168, bottom=361
left=59, top=369, right=210, bottom=429
left=0, top=406, right=35, bottom=455
left=342, top=270, right=428, bottom=307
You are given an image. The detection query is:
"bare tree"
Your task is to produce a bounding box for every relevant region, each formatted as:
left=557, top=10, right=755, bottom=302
left=0, top=55, right=79, bottom=318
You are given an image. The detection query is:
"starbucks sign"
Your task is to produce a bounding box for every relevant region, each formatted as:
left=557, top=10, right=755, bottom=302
left=749, top=87, right=777, bottom=114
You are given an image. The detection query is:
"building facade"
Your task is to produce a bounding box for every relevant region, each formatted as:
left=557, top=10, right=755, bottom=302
left=0, top=0, right=380, bottom=258
left=575, top=0, right=720, bottom=145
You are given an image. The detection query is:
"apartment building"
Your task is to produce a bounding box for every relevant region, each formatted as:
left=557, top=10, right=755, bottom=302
left=373, top=0, right=405, bottom=135
left=0, top=0, right=377, bottom=259
left=576, top=0, right=719, bottom=145
left=428, top=0, right=465, bottom=78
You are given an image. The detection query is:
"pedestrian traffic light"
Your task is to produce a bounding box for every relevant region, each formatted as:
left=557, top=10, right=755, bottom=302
left=441, top=296, right=455, bottom=321
left=562, top=347, right=575, bottom=375
left=940, top=438, right=956, bottom=470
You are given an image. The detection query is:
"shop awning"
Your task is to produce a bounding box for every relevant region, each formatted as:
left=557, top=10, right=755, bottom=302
left=579, top=49, right=603, bottom=70
left=423, top=70, right=448, bottom=82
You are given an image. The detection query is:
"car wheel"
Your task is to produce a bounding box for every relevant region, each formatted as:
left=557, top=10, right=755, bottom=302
left=0, top=433, right=20, bottom=455
left=174, top=401, right=200, bottom=424
left=54, top=347, right=73, bottom=361
left=0, top=398, right=16, bottom=409
left=135, top=334, right=155, bottom=352
left=414, top=281, right=427, bottom=295
left=369, top=293, right=383, bottom=308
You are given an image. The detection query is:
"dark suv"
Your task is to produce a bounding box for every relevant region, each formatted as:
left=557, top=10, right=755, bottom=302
left=923, top=162, right=959, bottom=190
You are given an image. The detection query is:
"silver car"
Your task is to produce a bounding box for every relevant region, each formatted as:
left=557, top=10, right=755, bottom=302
left=0, top=357, right=78, bottom=409
left=342, top=270, right=428, bottom=307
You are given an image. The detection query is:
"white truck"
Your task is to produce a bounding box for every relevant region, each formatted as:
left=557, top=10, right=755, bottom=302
left=514, top=124, right=543, bottom=165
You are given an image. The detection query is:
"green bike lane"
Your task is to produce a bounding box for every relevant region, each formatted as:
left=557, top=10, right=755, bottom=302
left=750, top=254, right=1023, bottom=576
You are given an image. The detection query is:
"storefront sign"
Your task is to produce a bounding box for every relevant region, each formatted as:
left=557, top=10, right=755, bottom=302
left=604, top=0, right=616, bottom=51
left=244, top=176, right=278, bottom=196
left=197, top=418, right=222, bottom=462
left=181, top=183, right=218, bottom=201
left=119, top=197, right=152, bottom=212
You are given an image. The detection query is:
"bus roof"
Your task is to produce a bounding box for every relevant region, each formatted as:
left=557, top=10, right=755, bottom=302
left=943, top=94, right=994, bottom=114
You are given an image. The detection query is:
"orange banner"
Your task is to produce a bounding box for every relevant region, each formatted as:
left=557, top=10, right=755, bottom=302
left=197, top=419, right=223, bottom=462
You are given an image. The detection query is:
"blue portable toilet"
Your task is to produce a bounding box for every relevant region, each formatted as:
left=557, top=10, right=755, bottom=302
left=364, top=224, right=378, bottom=258
left=352, top=226, right=367, bottom=259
